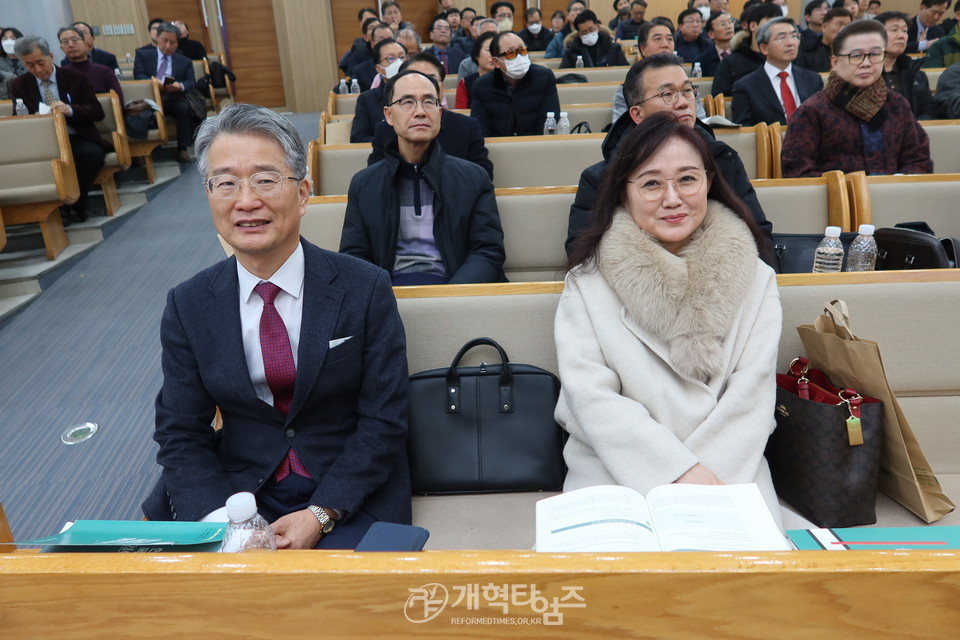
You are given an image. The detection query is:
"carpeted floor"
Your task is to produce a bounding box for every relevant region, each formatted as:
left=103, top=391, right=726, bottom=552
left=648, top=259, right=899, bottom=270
left=0, top=113, right=322, bottom=541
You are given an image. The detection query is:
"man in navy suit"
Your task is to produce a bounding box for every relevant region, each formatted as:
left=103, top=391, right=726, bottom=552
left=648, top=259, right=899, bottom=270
left=907, top=0, right=951, bottom=53
left=425, top=16, right=467, bottom=74
left=143, top=104, right=410, bottom=550
left=732, top=18, right=823, bottom=126
left=133, top=22, right=200, bottom=162
left=10, top=35, right=106, bottom=222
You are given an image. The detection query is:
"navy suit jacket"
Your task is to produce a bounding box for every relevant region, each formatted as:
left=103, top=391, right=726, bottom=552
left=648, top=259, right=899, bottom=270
left=907, top=17, right=946, bottom=54
left=9, top=67, right=105, bottom=146
left=425, top=45, right=467, bottom=75
left=731, top=64, right=823, bottom=126
left=143, top=240, right=411, bottom=524
left=351, top=84, right=385, bottom=143
left=368, top=110, right=494, bottom=179
left=132, top=47, right=196, bottom=91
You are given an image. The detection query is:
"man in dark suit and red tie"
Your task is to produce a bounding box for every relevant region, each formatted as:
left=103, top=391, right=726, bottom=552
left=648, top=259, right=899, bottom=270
left=732, top=17, right=824, bottom=126
left=10, top=35, right=106, bottom=222
left=133, top=22, right=201, bottom=162
left=142, top=104, right=411, bottom=550
left=425, top=15, right=466, bottom=74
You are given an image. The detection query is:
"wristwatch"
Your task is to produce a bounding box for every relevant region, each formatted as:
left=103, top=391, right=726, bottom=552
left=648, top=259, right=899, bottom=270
left=308, top=505, right=337, bottom=534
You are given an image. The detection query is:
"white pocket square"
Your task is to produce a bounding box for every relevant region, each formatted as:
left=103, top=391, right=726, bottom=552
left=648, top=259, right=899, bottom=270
left=329, top=335, right=354, bottom=348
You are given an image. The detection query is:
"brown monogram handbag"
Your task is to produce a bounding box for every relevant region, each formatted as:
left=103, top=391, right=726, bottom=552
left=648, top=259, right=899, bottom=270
left=765, top=358, right=883, bottom=527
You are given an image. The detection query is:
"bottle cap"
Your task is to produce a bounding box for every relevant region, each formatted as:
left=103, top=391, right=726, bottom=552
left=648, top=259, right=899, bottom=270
left=559, top=111, right=568, bottom=117
left=225, top=492, right=258, bottom=522
left=858, top=224, right=875, bottom=235
left=546, top=111, right=554, bottom=118
left=825, top=226, right=841, bottom=237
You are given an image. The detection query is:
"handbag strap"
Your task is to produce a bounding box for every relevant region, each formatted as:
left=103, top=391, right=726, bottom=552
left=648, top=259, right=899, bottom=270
left=445, top=338, right=515, bottom=414
left=822, top=299, right=855, bottom=340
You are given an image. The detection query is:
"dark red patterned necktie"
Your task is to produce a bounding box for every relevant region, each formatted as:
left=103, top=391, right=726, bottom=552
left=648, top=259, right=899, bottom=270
left=778, top=71, right=797, bottom=120
left=255, top=282, right=309, bottom=482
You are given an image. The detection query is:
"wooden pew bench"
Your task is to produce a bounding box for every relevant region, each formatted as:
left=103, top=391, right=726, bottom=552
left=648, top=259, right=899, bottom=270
left=93, top=90, right=132, bottom=216
left=0, top=112, right=79, bottom=259
left=395, top=273, right=960, bottom=549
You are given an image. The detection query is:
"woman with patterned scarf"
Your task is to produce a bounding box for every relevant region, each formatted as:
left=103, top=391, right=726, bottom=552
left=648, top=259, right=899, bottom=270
left=781, top=20, right=932, bottom=177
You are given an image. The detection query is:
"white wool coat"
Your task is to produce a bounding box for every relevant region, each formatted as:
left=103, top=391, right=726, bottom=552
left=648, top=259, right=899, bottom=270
left=555, top=202, right=783, bottom=525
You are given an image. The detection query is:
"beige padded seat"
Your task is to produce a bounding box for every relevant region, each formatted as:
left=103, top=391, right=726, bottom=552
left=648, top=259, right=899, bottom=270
left=752, top=170, right=851, bottom=233
left=486, top=133, right=604, bottom=188
left=0, top=112, right=79, bottom=258
left=845, top=172, right=960, bottom=236
left=192, top=59, right=214, bottom=114
left=94, top=91, right=132, bottom=215
left=554, top=81, right=620, bottom=105
left=553, top=65, right=630, bottom=83
left=119, top=80, right=168, bottom=183
left=921, top=120, right=960, bottom=173
left=715, top=124, right=770, bottom=179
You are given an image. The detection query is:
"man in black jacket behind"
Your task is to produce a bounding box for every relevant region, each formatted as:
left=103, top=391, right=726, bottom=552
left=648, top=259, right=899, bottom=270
left=341, top=70, right=505, bottom=285
left=566, top=55, right=777, bottom=269
left=470, top=31, right=560, bottom=137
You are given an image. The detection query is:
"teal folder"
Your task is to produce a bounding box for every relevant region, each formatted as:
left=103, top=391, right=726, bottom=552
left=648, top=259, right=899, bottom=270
left=17, top=520, right=226, bottom=552
left=787, top=526, right=960, bottom=550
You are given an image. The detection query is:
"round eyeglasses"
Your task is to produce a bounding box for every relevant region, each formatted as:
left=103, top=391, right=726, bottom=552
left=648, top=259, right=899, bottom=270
left=835, top=49, right=885, bottom=64
left=637, top=85, right=698, bottom=107
left=205, top=171, right=301, bottom=199
left=627, top=170, right=708, bottom=201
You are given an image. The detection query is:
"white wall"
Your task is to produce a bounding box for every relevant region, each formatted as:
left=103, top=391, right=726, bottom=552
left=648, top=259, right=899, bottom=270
left=3, top=0, right=74, bottom=54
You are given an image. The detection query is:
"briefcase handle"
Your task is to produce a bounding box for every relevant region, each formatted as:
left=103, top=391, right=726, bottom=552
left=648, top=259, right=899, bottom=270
left=445, top=337, right=514, bottom=414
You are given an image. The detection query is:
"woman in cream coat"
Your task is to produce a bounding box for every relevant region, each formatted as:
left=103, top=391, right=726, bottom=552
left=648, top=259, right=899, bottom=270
left=556, top=111, right=784, bottom=525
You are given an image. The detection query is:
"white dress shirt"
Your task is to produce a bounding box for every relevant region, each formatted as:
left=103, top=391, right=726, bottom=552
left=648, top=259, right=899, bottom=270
left=763, top=61, right=800, bottom=113
left=236, top=244, right=305, bottom=406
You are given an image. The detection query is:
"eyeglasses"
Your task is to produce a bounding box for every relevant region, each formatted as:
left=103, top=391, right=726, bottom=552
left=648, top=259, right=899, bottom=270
left=432, top=25, right=451, bottom=32
left=498, top=46, right=528, bottom=60
left=683, top=18, right=703, bottom=25
left=637, top=85, right=698, bottom=106
left=59, top=37, right=83, bottom=45
left=205, top=171, right=301, bottom=199
left=769, top=32, right=801, bottom=43
left=627, top=170, right=709, bottom=201
left=835, top=48, right=885, bottom=64
left=379, top=53, right=406, bottom=65
left=388, top=96, right=442, bottom=111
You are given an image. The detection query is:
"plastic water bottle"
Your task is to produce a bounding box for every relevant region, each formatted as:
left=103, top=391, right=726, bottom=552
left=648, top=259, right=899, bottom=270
left=338, top=78, right=349, bottom=94
left=350, top=78, right=361, bottom=94
left=219, top=492, right=277, bottom=552
left=15, top=98, right=28, bottom=116
left=575, top=55, right=584, bottom=68
left=125, top=52, right=132, bottom=63
left=557, top=111, right=571, bottom=135
left=812, top=226, right=845, bottom=273
left=691, top=62, right=703, bottom=78
left=847, top=224, right=878, bottom=271
left=114, top=68, right=123, bottom=81
left=543, top=111, right=557, bottom=135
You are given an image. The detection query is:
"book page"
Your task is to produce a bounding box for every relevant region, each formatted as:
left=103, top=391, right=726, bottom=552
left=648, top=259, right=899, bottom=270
left=536, top=485, right=661, bottom=552
left=646, top=483, right=789, bottom=552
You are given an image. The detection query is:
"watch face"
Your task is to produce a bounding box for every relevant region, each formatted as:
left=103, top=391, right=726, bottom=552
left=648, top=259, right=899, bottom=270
left=322, top=519, right=336, bottom=534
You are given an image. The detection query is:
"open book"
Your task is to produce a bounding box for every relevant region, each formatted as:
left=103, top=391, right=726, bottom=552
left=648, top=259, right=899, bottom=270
left=536, top=483, right=789, bottom=552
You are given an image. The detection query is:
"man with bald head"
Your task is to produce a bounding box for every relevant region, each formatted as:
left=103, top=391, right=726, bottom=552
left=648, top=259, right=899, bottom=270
left=341, top=69, right=505, bottom=284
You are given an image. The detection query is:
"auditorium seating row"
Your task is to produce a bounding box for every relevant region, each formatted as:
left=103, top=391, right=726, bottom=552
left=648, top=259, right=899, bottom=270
left=118, top=80, right=170, bottom=184
left=769, top=119, right=960, bottom=177
left=2, top=273, right=959, bottom=639
left=308, top=125, right=772, bottom=195
left=279, top=172, right=959, bottom=281
left=0, top=89, right=144, bottom=259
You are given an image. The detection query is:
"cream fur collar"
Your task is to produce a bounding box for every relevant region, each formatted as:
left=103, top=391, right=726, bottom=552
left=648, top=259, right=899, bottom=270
left=596, top=201, right=757, bottom=382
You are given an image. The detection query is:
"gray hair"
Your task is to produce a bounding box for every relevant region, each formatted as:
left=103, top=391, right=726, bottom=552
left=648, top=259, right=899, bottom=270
left=194, top=103, right=307, bottom=181
left=476, top=18, right=499, bottom=32
left=397, top=27, right=422, bottom=47
left=14, top=36, right=51, bottom=58
left=756, top=16, right=798, bottom=45
left=155, top=22, right=180, bottom=39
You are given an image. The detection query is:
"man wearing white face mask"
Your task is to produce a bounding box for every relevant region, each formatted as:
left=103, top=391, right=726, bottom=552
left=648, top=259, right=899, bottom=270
left=351, top=38, right=408, bottom=143
left=492, top=1, right=516, bottom=33
left=561, top=10, right=630, bottom=68
left=519, top=7, right=555, bottom=51
left=470, top=31, right=561, bottom=136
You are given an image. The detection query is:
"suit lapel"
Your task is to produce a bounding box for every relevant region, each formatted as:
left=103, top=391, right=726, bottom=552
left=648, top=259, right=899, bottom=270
left=207, top=258, right=275, bottom=418
left=289, top=242, right=344, bottom=420
left=757, top=73, right=788, bottom=120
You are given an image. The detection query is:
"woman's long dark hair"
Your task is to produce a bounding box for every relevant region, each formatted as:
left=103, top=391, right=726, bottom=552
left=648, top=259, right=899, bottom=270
left=567, top=111, right=769, bottom=270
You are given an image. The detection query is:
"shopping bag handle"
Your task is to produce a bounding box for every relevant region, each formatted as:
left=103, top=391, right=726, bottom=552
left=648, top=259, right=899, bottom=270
left=445, top=337, right=514, bottom=414
left=819, top=299, right=856, bottom=340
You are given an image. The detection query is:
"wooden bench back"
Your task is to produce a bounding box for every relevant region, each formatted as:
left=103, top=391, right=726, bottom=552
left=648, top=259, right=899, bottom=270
left=752, top=170, right=851, bottom=233
left=0, top=113, right=75, bottom=205
left=845, top=172, right=960, bottom=236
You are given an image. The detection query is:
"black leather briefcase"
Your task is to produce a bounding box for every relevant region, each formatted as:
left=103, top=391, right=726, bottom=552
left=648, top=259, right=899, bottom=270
left=407, top=337, right=567, bottom=494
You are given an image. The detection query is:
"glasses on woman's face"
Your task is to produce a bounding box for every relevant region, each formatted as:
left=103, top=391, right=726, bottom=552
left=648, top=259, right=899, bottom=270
left=835, top=48, right=885, bottom=64
left=379, top=53, right=406, bottom=65
left=388, top=96, right=442, bottom=112
left=637, top=85, right=698, bottom=107
left=205, top=171, right=301, bottom=199
left=498, top=45, right=528, bottom=60
left=628, top=170, right=708, bottom=201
